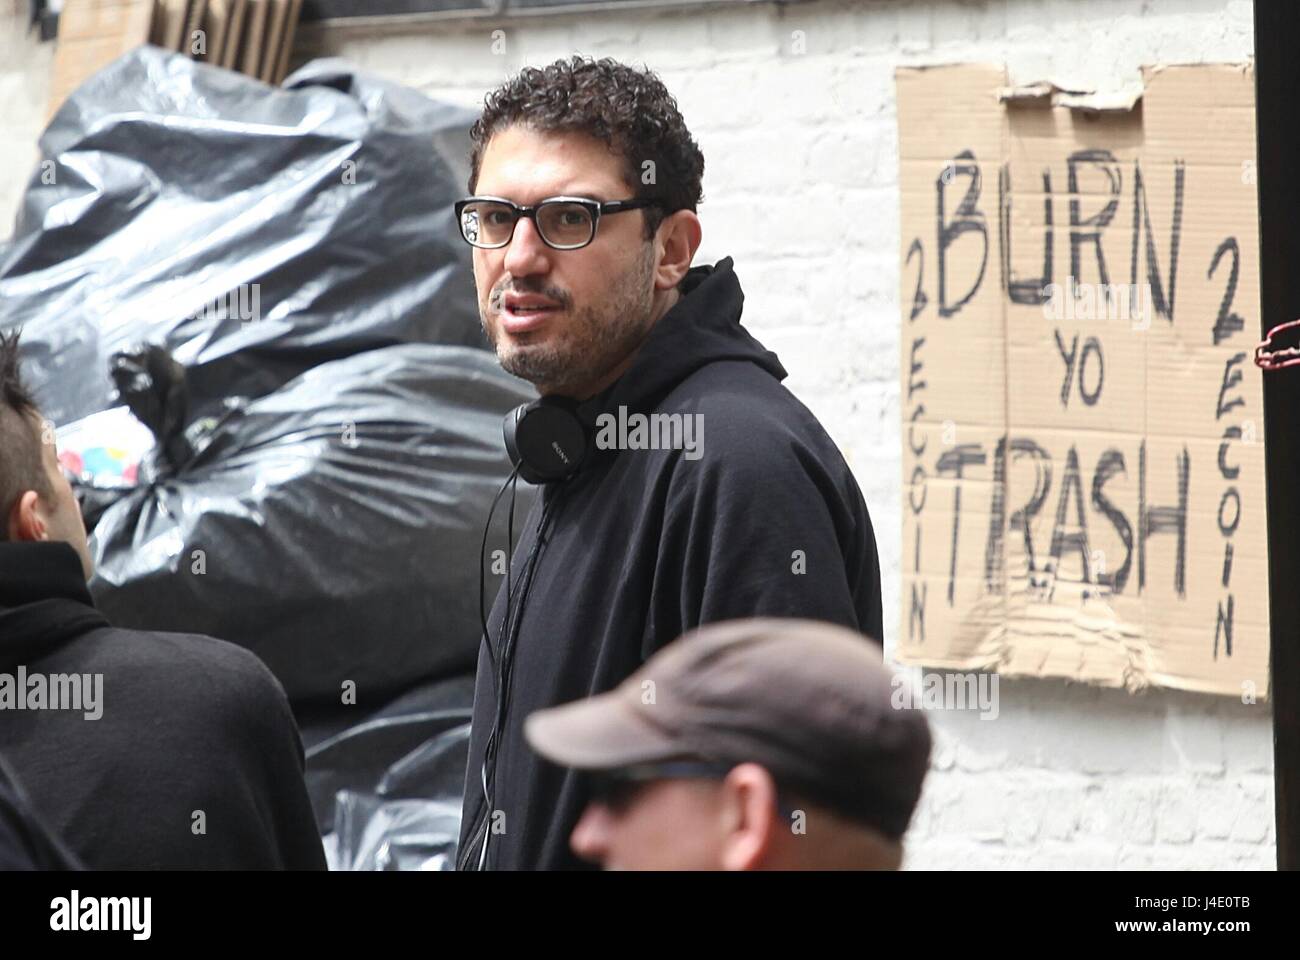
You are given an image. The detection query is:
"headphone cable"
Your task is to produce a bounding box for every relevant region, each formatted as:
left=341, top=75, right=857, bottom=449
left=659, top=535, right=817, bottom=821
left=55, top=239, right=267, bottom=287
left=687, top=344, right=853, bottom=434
left=472, top=481, right=565, bottom=870
left=470, top=470, right=566, bottom=868
left=477, top=464, right=521, bottom=676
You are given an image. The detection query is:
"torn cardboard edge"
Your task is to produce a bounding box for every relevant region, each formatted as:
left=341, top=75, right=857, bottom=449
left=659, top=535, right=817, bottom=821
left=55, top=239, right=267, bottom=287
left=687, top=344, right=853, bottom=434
left=994, top=61, right=1253, bottom=114
left=997, top=79, right=1145, bottom=113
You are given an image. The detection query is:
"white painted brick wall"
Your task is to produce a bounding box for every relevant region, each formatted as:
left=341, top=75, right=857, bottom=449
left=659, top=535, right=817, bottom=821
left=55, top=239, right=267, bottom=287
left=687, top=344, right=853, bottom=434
left=0, top=0, right=1271, bottom=868
left=0, top=1, right=54, bottom=234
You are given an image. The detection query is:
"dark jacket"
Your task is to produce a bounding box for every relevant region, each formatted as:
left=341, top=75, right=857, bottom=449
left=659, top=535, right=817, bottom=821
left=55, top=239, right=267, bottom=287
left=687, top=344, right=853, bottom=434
left=0, top=541, right=327, bottom=870
left=0, top=753, right=82, bottom=870
left=457, top=256, right=882, bottom=870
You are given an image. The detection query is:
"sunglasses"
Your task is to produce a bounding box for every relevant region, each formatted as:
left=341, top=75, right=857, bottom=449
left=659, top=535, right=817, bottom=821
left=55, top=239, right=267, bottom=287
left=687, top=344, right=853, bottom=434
left=583, top=760, right=800, bottom=820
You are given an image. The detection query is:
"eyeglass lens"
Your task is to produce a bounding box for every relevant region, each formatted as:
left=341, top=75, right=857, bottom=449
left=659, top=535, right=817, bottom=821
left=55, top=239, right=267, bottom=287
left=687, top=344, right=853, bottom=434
left=460, top=200, right=594, bottom=248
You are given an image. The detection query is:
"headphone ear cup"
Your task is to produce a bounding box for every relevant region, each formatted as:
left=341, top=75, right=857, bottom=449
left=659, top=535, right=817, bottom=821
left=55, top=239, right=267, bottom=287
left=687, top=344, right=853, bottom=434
left=503, top=403, right=529, bottom=478
left=503, top=397, right=589, bottom=484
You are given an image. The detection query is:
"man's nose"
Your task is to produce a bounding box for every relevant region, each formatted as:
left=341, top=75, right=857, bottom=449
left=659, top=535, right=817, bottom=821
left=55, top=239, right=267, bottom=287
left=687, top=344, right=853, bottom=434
left=502, top=215, right=551, bottom=277
left=569, top=803, right=612, bottom=865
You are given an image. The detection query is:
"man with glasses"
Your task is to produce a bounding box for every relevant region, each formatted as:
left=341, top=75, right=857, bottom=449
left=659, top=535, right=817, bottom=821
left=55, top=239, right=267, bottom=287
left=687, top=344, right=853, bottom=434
left=455, top=56, right=883, bottom=870
left=524, top=619, right=931, bottom=870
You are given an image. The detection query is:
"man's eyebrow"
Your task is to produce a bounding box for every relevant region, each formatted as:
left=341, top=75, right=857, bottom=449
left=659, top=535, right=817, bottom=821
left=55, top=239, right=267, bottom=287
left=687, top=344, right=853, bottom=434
left=479, top=187, right=616, bottom=201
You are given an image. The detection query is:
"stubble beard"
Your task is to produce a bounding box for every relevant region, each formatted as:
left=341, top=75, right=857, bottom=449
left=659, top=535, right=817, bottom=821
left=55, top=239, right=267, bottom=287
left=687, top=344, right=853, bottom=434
left=483, top=246, right=656, bottom=397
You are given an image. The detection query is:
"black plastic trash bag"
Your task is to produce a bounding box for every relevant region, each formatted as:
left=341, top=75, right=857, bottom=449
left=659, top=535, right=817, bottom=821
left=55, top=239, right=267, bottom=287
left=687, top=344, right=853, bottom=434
left=0, top=45, right=485, bottom=428
left=300, top=672, right=476, bottom=871
left=333, top=791, right=465, bottom=871
left=87, top=344, right=536, bottom=705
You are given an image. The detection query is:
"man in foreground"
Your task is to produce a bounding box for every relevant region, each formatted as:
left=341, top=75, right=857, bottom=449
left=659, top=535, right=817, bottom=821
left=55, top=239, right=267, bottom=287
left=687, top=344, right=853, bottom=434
left=525, top=618, right=932, bottom=870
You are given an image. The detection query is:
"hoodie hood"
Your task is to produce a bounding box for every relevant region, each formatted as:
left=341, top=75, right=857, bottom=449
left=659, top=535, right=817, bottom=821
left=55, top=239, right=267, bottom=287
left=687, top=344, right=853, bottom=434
left=0, top=542, right=108, bottom=671
left=584, top=256, right=786, bottom=420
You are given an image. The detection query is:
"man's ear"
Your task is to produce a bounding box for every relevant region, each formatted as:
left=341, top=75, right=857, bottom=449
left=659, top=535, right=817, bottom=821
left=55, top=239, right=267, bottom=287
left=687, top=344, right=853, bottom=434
left=718, top=763, right=778, bottom=871
left=654, top=209, right=703, bottom=292
left=7, top=490, right=47, bottom=543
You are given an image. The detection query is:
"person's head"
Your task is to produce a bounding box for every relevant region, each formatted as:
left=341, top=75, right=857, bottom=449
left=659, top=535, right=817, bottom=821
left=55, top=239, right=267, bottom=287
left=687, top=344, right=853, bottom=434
left=461, top=56, right=705, bottom=400
left=524, top=619, right=932, bottom=871
left=0, top=331, right=93, bottom=579
left=565, top=760, right=907, bottom=871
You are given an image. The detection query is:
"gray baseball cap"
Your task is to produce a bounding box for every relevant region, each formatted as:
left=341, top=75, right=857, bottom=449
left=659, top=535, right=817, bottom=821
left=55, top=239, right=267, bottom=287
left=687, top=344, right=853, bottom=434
left=524, top=618, right=932, bottom=839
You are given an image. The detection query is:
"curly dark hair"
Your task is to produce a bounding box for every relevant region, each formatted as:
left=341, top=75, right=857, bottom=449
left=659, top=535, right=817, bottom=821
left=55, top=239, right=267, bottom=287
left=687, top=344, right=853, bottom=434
left=0, top=330, right=51, bottom=541
left=468, top=56, right=705, bottom=243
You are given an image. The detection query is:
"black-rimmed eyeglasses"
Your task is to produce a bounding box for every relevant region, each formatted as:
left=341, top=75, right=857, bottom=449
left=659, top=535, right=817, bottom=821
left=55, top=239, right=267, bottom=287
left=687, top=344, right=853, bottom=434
left=454, top=195, right=663, bottom=251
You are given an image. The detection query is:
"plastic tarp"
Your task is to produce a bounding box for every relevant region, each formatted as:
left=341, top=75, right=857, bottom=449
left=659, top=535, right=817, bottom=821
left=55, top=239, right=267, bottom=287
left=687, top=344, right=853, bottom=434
left=300, top=673, right=476, bottom=871
left=0, top=45, right=487, bottom=427
left=88, top=343, right=534, bottom=704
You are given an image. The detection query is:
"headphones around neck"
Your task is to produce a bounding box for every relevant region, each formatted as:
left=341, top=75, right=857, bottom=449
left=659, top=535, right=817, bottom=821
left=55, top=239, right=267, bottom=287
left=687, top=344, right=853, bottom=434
left=466, top=399, right=583, bottom=869
left=463, top=394, right=590, bottom=869
left=503, top=395, right=590, bottom=484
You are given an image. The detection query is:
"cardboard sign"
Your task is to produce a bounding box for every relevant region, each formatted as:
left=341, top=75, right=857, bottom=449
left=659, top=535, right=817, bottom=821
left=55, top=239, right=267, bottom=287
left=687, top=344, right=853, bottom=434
left=895, top=63, right=1267, bottom=697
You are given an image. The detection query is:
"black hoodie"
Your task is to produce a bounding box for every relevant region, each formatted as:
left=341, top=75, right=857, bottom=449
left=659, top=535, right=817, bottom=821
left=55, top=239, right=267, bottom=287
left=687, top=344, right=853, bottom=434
left=0, top=753, right=83, bottom=870
left=0, top=541, right=326, bottom=870
left=456, top=257, right=882, bottom=870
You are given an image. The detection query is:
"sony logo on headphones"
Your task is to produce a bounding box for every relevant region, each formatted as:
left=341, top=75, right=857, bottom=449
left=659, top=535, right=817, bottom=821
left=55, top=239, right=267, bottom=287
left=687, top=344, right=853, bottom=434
left=551, top=441, right=570, bottom=465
